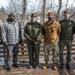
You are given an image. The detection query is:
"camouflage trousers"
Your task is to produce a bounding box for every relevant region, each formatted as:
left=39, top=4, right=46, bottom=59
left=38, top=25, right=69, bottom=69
left=44, top=43, right=59, bottom=63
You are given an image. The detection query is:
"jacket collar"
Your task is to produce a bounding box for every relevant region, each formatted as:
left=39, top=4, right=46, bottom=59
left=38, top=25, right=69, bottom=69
left=7, top=21, right=16, bottom=24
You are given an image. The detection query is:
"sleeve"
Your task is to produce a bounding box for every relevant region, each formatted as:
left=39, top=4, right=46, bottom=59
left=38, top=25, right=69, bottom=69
left=57, top=22, right=61, bottom=35
left=0, top=26, right=2, bottom=44
left=18, top=22, right=22, bottom=40
left=42, top=25, right=45, bottom=36
left=0, top=26, right=1, bottom=39
left=72, top=21, right=75, bottom=34
left=2, top=24, right=7, bottom=42
left=36, top=24, right=42, bottom=41
left=24, top=24, right=31, bottom=40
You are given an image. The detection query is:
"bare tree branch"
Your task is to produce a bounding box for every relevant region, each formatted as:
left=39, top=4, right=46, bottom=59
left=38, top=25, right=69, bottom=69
left=11, top=0, right=17, bottom=13
left=56, top=0, right=62, bottom=21
left=65, top=0, right=69, bottom=9
left=70, top=12, right=75, bottom=18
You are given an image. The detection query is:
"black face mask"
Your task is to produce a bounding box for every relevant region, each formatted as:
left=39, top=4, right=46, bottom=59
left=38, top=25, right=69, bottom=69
left=7, top=18, right=14, bottom=22
left=48, top=17, right=53, bottom=21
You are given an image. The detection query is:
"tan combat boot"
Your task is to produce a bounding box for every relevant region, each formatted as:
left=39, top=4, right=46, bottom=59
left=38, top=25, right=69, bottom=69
left=43, top=62, right=48, bottom=69
left=52, top=63, right=57, bottom=70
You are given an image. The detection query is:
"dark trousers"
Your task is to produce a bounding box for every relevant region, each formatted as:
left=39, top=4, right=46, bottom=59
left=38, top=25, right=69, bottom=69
left=27, top=43, right=40, bottom=67
left=59, top=40, right=72, bottom=64
left=5, top=44, right=19, bottom=68
left=13, top=44, right=19, bottom=65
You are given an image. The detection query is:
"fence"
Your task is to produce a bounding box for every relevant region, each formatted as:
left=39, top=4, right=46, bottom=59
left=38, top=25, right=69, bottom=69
left=0, top=36, right=75, bottom=61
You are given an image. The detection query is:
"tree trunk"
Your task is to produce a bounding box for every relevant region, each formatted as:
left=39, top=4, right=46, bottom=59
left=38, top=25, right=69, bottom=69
left=43, top=0, right=46, bottom=23
left=21, top=0, right=27, bottom=27
left=56, top=0, right=62, bottom=21
left=65, top=0, right=69, bottom=9
left=22, top=0, right=27, bottom=19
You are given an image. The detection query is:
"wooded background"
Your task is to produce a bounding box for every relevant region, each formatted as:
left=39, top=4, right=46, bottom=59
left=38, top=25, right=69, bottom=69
left=0, top=0, right=75, bottom=27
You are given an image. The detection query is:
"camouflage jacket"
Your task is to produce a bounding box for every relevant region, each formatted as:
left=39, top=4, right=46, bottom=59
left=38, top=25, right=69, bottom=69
left=42, top=20, right=61, bottom=43
left=24, top=22, right=42, bottom=44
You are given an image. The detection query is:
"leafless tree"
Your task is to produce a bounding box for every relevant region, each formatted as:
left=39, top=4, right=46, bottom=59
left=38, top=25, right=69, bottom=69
left=43, top=0, right=46, bottom=23
left=1, top=0, right=75, bottom=24
left=56, top=0, right=62, bottom=21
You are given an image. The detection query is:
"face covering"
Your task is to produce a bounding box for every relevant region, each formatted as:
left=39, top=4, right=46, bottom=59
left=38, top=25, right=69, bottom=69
left=31, top=18, right=37, bottom=23
left=64, top=14, right=70, bottom=19
left=9, top=18, right=15, bottom=22
left=7, top=18, right=15, bottom=22
left=48, top=17, right=54, bottom=21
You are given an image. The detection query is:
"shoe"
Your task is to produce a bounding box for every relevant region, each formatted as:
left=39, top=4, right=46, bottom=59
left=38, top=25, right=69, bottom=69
left=60, top=63, right=64, bottom=68
left=52, top=63, right=57, bottom=70
left=6, top=67, right=11, bottom=71
left=13, top=64, right=19, bottom=67
left=29, top=66, right=33, bottom=69
left=43, top=62, right=48, bottom=69
left=66, top=63, right=71, bottom=69
left=35, top=66, right=39, bottom=69
left=52, top=66, right=57, bottom=70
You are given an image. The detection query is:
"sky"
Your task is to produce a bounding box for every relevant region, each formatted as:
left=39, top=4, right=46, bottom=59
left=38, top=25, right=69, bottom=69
left=55, top=0, right=75, bottom=7
left=0, top=0, right=75, bottom=9
left=0, top=0, right=9, bottom=8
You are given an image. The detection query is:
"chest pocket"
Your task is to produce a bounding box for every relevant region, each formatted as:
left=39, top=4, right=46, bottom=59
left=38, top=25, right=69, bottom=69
left=51, top=26, right=57, bottom=32
left=34, top=25, right=40, bottom=35
left=44, top=25, right=50, bottom=30
left=67, top=22, right=72, bottom=30
left=44, top=26, right=51, bottom=34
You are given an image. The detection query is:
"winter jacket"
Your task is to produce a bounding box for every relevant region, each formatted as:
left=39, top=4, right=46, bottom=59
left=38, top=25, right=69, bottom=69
left=24, top=22, right=42, bottom=44
left=42, top=20, right=61, bottom=43
left=59, top=19, right=75, bottom=40
left=2, top=21, right=21, bottom=45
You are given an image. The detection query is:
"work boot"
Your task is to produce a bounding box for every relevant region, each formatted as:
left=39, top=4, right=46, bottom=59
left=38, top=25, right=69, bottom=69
left=59, top=63, right=64, bottom=68
left=29, top=66, right=33, bottom=69
left=52, top=63, right=57, bottom=70
left=35, top=66, right=39, bottom=69
left=43, top=62, right=48, bottom=69
left=66, top=63, right=71, bottom=69
left=12, top=64, right=19, bottom=67
left=6, top=67, right=11, bottom=71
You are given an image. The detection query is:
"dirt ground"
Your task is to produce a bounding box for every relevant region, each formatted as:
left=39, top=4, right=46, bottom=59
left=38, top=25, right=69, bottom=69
left=0, top=65, right=75, bottom=75
left=0, top=57, right=74, bottom=75
left=0, top=59, right=75, bottom=75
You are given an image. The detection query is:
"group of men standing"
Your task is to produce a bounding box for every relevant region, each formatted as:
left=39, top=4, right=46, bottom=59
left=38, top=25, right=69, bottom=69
left=0, top=9, right=75, bottom=71
left=42, top=9, right=75, bottom=70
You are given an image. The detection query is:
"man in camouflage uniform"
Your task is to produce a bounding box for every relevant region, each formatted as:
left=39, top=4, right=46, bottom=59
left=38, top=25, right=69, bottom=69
left=24, top=13, right=42, bottom=69
left=59, top=9, right=75, bottom=69
left=42, top=12, right=61, bottom=70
